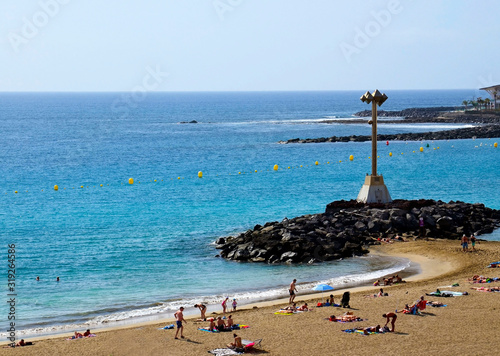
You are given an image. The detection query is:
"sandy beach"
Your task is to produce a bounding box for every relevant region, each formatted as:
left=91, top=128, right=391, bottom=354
left=2, top=239, right=500, bottom=356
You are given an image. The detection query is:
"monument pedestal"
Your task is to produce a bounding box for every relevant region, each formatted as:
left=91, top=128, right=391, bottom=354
left=356, top=174, right=392, bottom=204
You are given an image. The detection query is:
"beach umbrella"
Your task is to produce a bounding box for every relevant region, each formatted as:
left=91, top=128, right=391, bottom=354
left=312, top=284, right=334, bottom=300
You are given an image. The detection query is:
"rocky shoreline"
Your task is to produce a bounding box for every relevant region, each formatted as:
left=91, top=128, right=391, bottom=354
left=279, top=124, right=500, bottom=144
left=278, top=109, right=500, bottom=144
left=215, top=199, right=500, bottom=264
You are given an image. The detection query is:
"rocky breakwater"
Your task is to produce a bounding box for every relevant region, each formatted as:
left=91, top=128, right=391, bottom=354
left=215, top=199, right=500, bottom=264
left=279, top=124, right=500, bottom=144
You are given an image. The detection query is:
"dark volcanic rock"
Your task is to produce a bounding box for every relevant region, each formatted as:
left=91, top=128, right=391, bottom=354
left=216, top=199, right=500, bottom=264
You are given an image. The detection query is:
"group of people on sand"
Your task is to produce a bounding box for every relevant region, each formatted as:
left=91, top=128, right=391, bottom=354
left=468, top=275, right=498, bottom=283
left=280, top=302, right=310, bottom=313
left=72, top=329, right=92, bottom=339
left=461, top=234, right=477, bottom=252
left=373, top=275, right=404, bottom=286
left=351, top=312, right=397, bottom=335
left=207, top=315, right=237, bottom=331
left=174, top=296, right=240, bottom=339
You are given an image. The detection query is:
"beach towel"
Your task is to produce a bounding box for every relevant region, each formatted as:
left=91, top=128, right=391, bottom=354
left=274, top=310, right=303, bottom=315
left=487, top=262, right=500, bottom=268
left=317, top=303, right=340, bottom=307
left=441, top=291, right=466, bottom=296
left=208, top=348, right=241, bottom=355
left=198, top=327, right=220, bottom=333
left=274, top=311, right=295, bottom=315
left=199, top=325, right=249, bottom=333
left=159, top=324, right=174, bottom=330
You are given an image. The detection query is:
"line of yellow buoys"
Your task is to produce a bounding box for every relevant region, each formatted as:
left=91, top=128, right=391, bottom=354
left=5, top=140, right=497, bottom=195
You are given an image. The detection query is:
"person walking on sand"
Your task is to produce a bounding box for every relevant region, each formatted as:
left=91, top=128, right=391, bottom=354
left=221, top=297, right=229, bottom=315
left=461, top=234, right=469, bottom=252
left=382, top=312, right=397, bottom=332
left=289, top=279, right=297, bottom=304
left=174, top=307, right=187, bottom=339
left=470, top=234, right=477, bottom=251
left=232, top=298, right=237, bottom=312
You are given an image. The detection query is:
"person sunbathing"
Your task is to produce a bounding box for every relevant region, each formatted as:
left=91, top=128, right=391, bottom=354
left=356, top=325, right=381, bottom=335
left=83, top=329, right=91, bottom=337
left=282, top=303, right=297, bottom=312
left=427, top=301, right=445, bottom=307
left=74, top=331, right=83, bottom=338
left=330, top=312, right=360, bottom=322
left=297, top=303, right=309, bottom=311
left=227, top=333, right=243, bottom=351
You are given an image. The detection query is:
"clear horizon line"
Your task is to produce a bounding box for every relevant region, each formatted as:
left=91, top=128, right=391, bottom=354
left=0, top=88, right=480, bottom=94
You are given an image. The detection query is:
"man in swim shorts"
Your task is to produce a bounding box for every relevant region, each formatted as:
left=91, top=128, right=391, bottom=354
left=461, top=234, right=469, bottom=252
left=382, top=312, right=397, bottom=332
left=289, top=279, right=297, bottom=304
left=174, top=307, right=187, bottom=339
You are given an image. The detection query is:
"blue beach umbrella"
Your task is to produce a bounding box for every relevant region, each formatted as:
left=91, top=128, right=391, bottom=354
left=312, top=284, right=334, bottom=299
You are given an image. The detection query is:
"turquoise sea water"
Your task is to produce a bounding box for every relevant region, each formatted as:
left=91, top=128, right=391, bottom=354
left=1, top=90, right=499, bottom=336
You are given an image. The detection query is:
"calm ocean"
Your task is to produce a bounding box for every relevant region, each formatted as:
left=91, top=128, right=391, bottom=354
left=1, top=90, right=499, bottom=337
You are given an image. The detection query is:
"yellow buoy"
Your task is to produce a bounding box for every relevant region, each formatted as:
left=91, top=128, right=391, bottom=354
left=80, top=185, right=84, bottom=188
left=255, top=170, right=258, bottom=173
left=54, top=185, right=59, bottom=191
left=128, top=178, right=134, bottom=185
left=238, top=172, right=241, bottom=175
left=494, top=142, right=498, bottom=148
left=14, top=191, right=18, bottom=194
left=349, top=155, right=354, bottom=161
left=154, top=179, right=157, bottom=182
left=419, top=147, right=424, bottom=152
left=198, top=171, right=203, bottom=178
left=273, top=164, right=279, bottom=171
left=389, top=152, right=393, bottom=157
left=100, top=184, right=103, bottom=187
left=315, top=161, right=319, bottom=165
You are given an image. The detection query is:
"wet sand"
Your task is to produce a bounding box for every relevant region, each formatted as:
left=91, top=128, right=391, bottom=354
left=2, top=239, right=500, bottom=356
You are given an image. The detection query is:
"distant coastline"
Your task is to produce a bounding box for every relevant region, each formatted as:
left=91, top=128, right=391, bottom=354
left=279, top=108, right=500, bottom=144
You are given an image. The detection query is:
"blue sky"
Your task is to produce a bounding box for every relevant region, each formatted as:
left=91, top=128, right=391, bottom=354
left=0, top=0, right=498, bottom=91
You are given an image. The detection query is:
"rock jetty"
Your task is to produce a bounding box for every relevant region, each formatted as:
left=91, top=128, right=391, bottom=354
left=215, top=200, right=500, bottom=264
left=279, top=124, right=500, bottom=144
